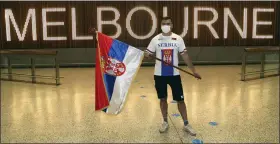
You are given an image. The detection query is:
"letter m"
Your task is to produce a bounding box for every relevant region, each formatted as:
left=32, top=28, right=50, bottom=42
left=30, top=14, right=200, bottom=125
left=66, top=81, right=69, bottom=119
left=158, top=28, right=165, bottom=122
left=5, top=9, right=37, bottom=41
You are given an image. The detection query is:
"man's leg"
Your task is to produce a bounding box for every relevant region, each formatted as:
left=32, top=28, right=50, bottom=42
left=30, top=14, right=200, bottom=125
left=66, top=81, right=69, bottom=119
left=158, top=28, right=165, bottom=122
left=154, top=75, right=169, bottom=133
left=177, top=100, right=188, bottom=125
left=160, top=98, right=168, bottom=123
left=169, top=75, right=196, bottom=136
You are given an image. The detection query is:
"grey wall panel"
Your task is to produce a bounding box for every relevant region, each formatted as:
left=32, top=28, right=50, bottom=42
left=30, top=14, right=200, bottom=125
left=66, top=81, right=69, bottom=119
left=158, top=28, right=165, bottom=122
left=2, top=46, right=277, bottom=68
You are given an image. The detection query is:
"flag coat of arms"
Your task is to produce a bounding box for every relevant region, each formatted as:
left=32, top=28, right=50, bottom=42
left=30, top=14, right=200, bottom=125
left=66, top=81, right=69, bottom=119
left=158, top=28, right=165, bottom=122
left=95, top=32, right=144, bottom=114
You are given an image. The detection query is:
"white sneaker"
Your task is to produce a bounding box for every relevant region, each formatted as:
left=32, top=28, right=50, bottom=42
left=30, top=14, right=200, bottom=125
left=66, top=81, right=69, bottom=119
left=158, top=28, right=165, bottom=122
left=184, top=124, right=196, bottom=136
left=159, top=121, right=169, bottom=133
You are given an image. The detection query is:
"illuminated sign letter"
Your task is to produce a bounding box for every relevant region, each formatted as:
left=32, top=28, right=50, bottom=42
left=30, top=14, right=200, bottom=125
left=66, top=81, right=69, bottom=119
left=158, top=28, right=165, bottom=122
left=71, top=8, right=93, bottom=40
left=5, top=9, right=37, bottom=41
left=97, top=7, right=121, bottom=39
left=194, top=7, right=219, bottom=39
left=126, top=6, right=157, bottom=39
left=163, top=6, right=168, bottom=17
left=180, top=7, right=189, bottom=37
left=224, top=8, right=247, bottom=39
left=252, top=8, right=274, bottom=39
left=42, top=8, right=67, bottom=41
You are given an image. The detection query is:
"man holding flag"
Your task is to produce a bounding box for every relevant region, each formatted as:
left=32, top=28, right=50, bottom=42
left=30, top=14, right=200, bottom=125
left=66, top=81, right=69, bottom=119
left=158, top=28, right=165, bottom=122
left=94, top=16, right=201, bottom=136
left=144, top=16, right=201, bottom=136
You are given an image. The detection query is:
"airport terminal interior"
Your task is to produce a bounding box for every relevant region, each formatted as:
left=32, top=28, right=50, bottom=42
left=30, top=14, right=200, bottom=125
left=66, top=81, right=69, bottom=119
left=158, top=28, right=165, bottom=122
left=1, top=1, right=280, bottom=143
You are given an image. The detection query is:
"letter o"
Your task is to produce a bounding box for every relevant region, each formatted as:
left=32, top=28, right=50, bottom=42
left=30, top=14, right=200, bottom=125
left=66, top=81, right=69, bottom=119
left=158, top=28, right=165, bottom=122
left=126, top=6, right=157, bottom=40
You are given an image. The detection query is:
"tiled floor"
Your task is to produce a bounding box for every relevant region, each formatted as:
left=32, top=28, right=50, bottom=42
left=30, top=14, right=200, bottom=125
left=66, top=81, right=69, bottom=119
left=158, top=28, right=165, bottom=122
left=1, top=66, right=279, bottom=143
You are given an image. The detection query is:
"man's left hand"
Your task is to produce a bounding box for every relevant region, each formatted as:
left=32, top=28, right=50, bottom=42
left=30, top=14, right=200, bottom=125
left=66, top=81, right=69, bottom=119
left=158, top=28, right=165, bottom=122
left=193, top=72, right=201, bottom=80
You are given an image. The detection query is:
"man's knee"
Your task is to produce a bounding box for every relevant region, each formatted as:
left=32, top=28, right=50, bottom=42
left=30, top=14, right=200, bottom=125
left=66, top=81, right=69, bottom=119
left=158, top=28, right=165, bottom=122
left=177, top=100, right=185, bottom=104
left=160, top=98, right=167, bottom=102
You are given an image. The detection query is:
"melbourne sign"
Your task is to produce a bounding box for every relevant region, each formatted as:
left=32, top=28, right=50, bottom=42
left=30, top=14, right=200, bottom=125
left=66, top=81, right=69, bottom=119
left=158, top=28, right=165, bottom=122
left=0, top=1, right=279, bottom=49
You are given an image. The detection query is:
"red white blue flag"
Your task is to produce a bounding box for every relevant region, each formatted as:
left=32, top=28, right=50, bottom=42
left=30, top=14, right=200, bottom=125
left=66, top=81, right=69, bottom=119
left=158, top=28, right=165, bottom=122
left=95, top=32, right=144, bottom=114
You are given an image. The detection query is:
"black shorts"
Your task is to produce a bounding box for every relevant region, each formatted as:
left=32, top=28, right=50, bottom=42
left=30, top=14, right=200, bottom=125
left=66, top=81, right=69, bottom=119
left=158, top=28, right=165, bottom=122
left=154, top=75, right=184, bottom=101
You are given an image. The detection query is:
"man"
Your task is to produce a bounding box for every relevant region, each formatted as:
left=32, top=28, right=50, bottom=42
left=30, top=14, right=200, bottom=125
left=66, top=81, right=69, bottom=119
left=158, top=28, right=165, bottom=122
left=144, top=16, right=201, bottom=136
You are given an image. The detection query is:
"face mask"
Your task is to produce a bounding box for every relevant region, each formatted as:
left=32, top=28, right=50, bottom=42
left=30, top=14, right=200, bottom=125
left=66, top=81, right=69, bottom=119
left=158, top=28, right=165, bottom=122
left=161, top=25, right=171, bottom=33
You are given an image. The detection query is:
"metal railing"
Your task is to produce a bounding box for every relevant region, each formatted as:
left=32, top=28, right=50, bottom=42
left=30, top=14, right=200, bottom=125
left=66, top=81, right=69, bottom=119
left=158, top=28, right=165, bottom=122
left=0, top=50, right=62, bottom=85
left=241, top=47, right=279, bottom=81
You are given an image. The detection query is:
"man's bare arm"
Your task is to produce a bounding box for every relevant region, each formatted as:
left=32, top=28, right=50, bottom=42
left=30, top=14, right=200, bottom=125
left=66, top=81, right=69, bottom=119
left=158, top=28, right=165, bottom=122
left=181, top=52, right=196, bottom=73
left=180, top=51, right=201, bottom=79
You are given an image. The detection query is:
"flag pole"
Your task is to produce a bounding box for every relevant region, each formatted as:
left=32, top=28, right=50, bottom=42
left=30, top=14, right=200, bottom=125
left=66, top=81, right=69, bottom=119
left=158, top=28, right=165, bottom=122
left=90, top=29, right=198, bottom=79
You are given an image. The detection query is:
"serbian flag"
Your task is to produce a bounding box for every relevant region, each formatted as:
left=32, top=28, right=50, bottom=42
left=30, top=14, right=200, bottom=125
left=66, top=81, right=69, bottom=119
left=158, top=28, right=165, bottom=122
left=95, top=32, right=144, bottom=114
